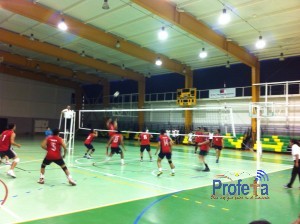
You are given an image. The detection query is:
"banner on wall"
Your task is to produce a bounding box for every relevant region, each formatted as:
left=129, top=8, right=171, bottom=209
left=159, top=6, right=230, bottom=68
left=209, top=88, right=236, bottom=98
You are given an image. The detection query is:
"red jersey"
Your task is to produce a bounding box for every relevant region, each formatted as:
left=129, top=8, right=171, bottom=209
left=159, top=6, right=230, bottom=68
left=0, top=130, right=14, bottom=151
left=194, top=131, right=202, bottom=143
left=84, top=133, right=95, bottom=145
left=213, top=134, right=223, bottom=146
left=140, top=132, right=151, bottom=145
left=158, top=134, right=171, bottom=153
left=108, top=123, right=116, bottom=137
left=45, top=135, right=63, bottom=160
left=110, top=134, right=122, bottom=148
left=199, top=135, right=210, bottom=151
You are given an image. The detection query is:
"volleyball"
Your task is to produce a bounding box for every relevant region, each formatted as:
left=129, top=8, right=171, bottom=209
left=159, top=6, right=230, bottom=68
left=113, top=91, right=120, bottom=97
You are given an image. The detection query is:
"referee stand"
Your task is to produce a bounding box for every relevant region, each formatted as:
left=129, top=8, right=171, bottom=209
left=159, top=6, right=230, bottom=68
left=59, top=110, right=76, bottom=166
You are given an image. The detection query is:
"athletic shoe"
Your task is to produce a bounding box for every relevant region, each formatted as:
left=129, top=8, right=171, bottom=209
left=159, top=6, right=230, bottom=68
left=216, top=159, right=219, bottom=163
left=170, top=173, right=175, bottom=176
left=150, top=158, right=153, bottom=162
left=83, top=155, right=87, bottom=158
left=203, top=168, right=210, bottom=172
left=140, top=159, right=143, bottom=162
left=87, top=155, right=92, bottom=159
left=5, top=161, right=12, bottom=165
left=37, top=178, right=44, bottom=184
left=7, top=170, right=16, bottom=178
left=284, top=185, right=292, bottom=189
left=157, top=171, right=163, bottom=177
left=68, top=179, right=76, bottom=186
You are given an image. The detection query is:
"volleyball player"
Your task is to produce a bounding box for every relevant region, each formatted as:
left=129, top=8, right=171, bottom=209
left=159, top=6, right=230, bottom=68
left=194, top=127, right=202, bottom=153
left=155, top=129, right=175, bottom=176
left=106, top=117, right=118, bottom=155
left=0, top=123, right=21, bottom=178
left=284, top=139, right=300, bottom=189
left=139, top=129, right=153, bottom=162
left=83, top=129, right=98, bottom=159
left=197, top=127, right=210, bottom=172
left=38, top=128, right=76, bottom=186
left=106, top=130, right=126, bottom=165
left=213, top=129, right=223, bottom=163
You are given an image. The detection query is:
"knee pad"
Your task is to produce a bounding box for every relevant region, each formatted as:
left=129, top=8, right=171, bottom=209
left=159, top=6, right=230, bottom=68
left=62, top=166, right=67, bottom=171
left=14, top=157, right=20, bottom=163
left=168, top=160, right=172, bottom=164
left=91, top=148, right=95, bottom=152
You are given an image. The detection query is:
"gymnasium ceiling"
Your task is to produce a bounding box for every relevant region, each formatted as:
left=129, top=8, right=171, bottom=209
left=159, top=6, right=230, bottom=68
left=0, top=0, right=300, bottom=86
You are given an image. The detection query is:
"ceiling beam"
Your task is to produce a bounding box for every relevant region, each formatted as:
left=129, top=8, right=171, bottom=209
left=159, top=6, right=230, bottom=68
left=0, top=51, right=107, bottom=85
left=0, top=0, right=191, bottom=76
left=0, top=63, right=79, bottom=90
left=132, top=0, right=258, bottom=68
left=0, top=28, right=143, bottom=81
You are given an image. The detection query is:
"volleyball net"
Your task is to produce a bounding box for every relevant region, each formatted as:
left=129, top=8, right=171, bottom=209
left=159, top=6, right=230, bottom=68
left=78, top=106, right=236, bottom=138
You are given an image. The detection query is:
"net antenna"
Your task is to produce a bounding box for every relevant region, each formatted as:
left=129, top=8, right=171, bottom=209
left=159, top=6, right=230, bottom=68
left=59, top=110, right=76, bottom=166
left=78, top=106, right=236, bottom=138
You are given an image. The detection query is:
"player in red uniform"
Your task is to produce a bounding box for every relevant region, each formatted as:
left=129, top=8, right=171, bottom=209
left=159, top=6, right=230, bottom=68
left=194, top=127, right=202, bottom=154
left=38, top=128, right=76, bottom=186
left=83, top=129, right=98, bottom=159
left=0, top=123, right=21, bottom=178
left=139, top=129, right=153, bottom=162
left=106, top=118, right=118, bottom=155
left=155, top=129, right=175, bottom=177
left=197, top=127, right=210, bottom=172
left=213, top=129, right=223, bottom=163
left=106, top=130, right=126, bottom=165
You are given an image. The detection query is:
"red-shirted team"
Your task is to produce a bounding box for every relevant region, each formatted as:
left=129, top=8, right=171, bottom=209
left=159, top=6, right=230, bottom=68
left=0, top=115, right=226, bottom=184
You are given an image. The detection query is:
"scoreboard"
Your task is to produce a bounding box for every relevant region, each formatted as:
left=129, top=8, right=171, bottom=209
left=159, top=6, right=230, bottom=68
left=176, top=88, right=197, bottom=106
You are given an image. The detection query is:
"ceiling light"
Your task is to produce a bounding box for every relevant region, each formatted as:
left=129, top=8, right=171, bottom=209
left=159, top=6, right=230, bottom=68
left=57, top=18, right=68, bottom=31
left=155, top=57, right=162, bottom=66
left=115, top=40, right=120, bottom=48
left=255, top=35, right=266, bottom=49
left=80, top=50, right=85, bottom=57
left=225, top=60, right=230, bottom=68
left=102, top=0, right=109, bottom=10
left=158, top=27, right=168, bottom=41
left=279, top=52, right=285, bottom=61
left=218, top=8, right=231, bottom=25
left=199, top=48, right=207, bottom=59
left=30, top=33, right=34, bottom=41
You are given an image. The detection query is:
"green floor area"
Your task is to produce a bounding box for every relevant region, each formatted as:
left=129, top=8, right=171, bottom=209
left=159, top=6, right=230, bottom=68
left=0, top=138, right=298, bottom=224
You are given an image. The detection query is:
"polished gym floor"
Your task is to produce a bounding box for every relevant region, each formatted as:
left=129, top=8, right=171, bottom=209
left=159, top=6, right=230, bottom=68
left=0, top=136, right=298, bottom=224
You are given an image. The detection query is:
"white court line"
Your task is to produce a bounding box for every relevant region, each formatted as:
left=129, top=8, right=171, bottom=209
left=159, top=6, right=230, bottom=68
left=0, top=205, right=22, bottom=222
left=0, top=159, right=42, bottom=170
left=74, top=165, right=178, bottom=192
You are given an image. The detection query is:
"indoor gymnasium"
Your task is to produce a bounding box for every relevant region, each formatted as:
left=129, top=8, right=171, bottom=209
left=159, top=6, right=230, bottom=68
left=0, top=1, right=300, bottom=224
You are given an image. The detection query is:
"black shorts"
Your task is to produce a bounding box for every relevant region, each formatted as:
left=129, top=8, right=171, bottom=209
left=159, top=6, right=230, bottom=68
left=111, top=147, right=122, bottom=154
left=158, top=152, right=172, bottom=160
left=199, top=150, right=208, bottom=156
left=42, top=158, right=65, bottom=166
left=84, top=144, right=94, bottom=150
left=0, top=148, right=17, bottom=159
left=140, top=145, right=150, bottom=152
left=214, top=145, right=222, bottom=150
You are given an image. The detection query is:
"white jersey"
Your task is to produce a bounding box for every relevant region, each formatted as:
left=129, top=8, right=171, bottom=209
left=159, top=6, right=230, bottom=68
left=291, top=144, right=300, bottom=161
left=166, top=130, right=171, bottom=137
left=209, top=132, right=214, bottom=140
left=188, top=133, right=193, bottom=142
left=62, top=109, right=74, bottom=119
left=172, top=130, right=176, bottom=138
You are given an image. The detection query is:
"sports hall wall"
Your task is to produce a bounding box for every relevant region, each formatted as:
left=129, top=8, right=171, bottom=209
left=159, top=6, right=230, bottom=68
left=0, top=73, right=74, bottom=134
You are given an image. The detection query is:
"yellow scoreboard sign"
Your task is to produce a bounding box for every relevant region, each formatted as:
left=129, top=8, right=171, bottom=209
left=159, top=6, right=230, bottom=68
left=176, top=88, right=197, bottom=106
